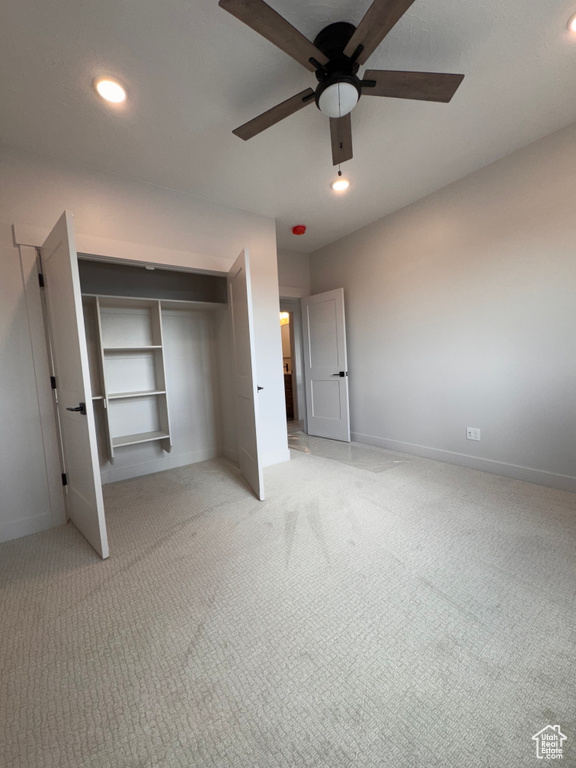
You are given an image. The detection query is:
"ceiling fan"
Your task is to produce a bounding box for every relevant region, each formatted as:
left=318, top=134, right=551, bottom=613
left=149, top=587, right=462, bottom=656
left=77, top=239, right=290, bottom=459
left=219, top=0, right=465, bottom=166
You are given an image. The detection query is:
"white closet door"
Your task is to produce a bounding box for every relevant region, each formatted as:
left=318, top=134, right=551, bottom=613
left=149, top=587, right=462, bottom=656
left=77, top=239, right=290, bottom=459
left=227, top=249, right=264, bottom=500
left=302, top=288, right=350, bottom=442
left=41, top=212, right=109, bottom=558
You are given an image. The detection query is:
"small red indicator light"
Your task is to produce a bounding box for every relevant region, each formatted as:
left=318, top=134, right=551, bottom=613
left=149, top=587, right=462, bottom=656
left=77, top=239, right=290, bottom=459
left=292, top=225, right=306, bottom=236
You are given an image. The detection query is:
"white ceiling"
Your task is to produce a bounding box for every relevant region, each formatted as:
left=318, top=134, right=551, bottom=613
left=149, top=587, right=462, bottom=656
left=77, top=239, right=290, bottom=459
left=2, top=0, right=576, bottom=252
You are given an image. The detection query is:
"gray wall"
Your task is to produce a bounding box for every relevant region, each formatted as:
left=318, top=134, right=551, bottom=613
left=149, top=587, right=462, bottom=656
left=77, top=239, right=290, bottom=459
left=277, top=249, right=311, bottom=298
left=310, top=123, right=576, bottom=491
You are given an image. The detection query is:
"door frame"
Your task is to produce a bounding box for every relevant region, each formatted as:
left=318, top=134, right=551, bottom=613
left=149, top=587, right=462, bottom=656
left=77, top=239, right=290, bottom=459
left=279, top=297, right=306, bottom=432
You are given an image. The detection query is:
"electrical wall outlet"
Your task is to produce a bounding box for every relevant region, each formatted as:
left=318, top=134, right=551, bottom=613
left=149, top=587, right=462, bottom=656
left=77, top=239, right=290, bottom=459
left=466, top=427, right=481, bottom=441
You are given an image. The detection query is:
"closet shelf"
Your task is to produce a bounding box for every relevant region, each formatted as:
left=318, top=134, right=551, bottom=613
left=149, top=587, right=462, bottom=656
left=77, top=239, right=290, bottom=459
left=84, top=293, right=226, bottom=311
left=107, top=390, right=166, bottom=400
left=103, top=345, right=162, bottom=352
left=112, top=430, right=170, bottom=448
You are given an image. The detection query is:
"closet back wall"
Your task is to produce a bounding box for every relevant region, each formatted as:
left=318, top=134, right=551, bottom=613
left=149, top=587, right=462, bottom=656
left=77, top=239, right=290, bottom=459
left=0, top=146, right=289, bottom=543
left=83, top=297, right=225, bottom=484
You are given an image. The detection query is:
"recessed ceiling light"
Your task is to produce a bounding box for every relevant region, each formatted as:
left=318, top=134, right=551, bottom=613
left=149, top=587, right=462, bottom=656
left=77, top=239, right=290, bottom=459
left=568, top=13, right=576, bottom=33
left=331, top=177, right=350, bottom=192
left=94, top=78, right=126, bottom=103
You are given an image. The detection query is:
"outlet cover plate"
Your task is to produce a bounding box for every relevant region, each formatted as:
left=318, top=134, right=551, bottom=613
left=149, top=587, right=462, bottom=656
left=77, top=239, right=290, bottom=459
left=466, top=427, right=481, bottom=441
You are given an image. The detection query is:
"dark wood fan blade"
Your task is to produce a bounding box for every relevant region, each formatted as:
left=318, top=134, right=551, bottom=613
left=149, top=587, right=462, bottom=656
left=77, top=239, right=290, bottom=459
left=219, top=0, right=328, bottom=72
left=330, top=114, right=353, bottom=166
left=343, top=0, right=416, bottom=65
left=233, top=88, right=315, bottom=140
left=363, top=70, right=464, bottom=102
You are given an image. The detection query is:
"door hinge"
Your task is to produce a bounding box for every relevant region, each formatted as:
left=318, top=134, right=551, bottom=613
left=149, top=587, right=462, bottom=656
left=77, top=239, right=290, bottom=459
left=38, top=272, right=45, bottom=288
left=50, top=376, right=57, bottom=389
left=61, top=473, right=68, bottom=486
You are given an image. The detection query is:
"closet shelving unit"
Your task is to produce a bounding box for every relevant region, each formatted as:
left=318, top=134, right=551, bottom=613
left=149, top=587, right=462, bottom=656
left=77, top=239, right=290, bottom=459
left=83, top=293, right=224, bottom=464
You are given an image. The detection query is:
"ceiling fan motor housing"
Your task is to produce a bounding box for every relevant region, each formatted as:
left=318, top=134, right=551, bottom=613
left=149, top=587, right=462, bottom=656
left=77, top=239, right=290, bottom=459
left=313, top=22, right=358, bottom=64
left=313, top=22, right=362, bottom=117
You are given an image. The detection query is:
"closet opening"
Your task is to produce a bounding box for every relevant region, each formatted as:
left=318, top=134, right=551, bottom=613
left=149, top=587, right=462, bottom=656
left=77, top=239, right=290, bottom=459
left=30, top=210, right=267, bottom=559
left=78, top=256, right=232, bottom=487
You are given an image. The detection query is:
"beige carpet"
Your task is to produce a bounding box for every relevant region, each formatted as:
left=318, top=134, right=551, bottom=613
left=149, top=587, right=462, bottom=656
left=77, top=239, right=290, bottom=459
left=1, top=443, right=575, bottom=767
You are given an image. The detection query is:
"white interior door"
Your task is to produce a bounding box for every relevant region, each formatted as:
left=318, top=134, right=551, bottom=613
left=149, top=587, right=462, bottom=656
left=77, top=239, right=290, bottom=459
left=302, top=288, right=350, bottom=442
left=227, top=249, right=265, bottom=500
left=41, top=212, right=109, bottom=558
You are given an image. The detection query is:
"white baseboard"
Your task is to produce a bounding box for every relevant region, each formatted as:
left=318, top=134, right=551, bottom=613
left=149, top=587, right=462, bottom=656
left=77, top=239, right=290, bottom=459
left=1, top=514, right=64, bottom=544
left=351, top=432, right=576, bottom=493
left=101, top=447, right=222, bottom=484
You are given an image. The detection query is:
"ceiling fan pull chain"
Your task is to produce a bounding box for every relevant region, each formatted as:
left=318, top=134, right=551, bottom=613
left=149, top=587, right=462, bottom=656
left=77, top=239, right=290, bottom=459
left=337, top=86, right=343, bottom=151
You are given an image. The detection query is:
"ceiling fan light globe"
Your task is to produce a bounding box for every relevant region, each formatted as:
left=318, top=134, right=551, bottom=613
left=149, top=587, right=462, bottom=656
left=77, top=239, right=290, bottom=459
left=318, top=81, right=359, bottom=118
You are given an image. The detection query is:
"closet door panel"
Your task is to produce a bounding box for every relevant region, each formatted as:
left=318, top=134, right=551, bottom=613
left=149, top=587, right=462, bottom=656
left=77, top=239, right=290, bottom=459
left=41, top=211, right=109, bottom=559
left=227, top=249, right=264, bottom=501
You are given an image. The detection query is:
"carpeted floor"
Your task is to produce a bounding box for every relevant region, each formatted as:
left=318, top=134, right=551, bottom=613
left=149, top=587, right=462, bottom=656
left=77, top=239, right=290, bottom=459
left=1, top=441, right=575, bottom=767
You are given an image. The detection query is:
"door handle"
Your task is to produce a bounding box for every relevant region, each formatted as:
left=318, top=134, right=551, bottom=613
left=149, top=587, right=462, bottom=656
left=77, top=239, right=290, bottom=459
left=331, top=372, right=347, bottom=377
left=66, top=402, right=87, bottom=415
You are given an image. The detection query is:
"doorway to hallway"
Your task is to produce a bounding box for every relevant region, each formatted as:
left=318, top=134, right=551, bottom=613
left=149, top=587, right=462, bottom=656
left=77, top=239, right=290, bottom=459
left=280, top=310, right=295, bottom=421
